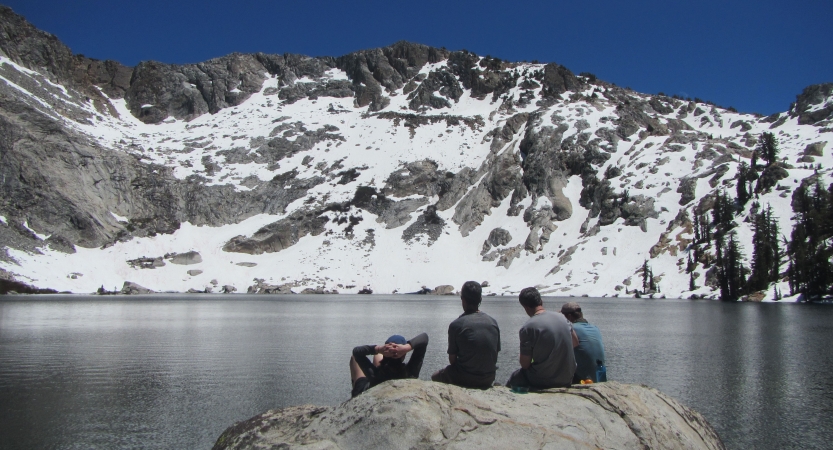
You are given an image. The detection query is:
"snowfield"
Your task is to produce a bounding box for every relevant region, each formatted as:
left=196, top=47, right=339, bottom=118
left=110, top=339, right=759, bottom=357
left=0, top=51, right=831, bottom=300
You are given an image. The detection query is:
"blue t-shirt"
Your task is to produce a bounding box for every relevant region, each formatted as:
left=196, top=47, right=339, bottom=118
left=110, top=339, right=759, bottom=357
left=573, top=321, right=606, bottom=382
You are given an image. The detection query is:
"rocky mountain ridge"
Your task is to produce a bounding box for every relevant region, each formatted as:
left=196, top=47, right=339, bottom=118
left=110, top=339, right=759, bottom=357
left=0, top=5, right=831, bottom=297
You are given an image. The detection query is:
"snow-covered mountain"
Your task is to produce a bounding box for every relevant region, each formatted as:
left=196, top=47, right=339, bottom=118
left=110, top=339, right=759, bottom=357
left=0, top=6, right=831, bottom=298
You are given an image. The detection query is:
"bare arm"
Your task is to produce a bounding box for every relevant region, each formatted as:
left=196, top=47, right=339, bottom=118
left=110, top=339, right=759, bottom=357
left=373, top=353, right=384, bottom=367
left=519, top=354, right=532, bottom=370
left=572, top=329, right=579, bottom=348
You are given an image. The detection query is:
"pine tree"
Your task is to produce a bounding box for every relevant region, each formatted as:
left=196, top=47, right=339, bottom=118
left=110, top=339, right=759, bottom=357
left=757, top=132, right=779, bottom=166
left=787, top=182, right=833, bottom=299
left=686, top=252, right=696, bottom=273
left=736, top=162, right=751, bottom=206
left=711, top=190, right=734, bottom=232
left=747, top=205, right=781, bottom=292
left=641, top=260, right=654, bottom=293
left=719, top=232, right=747, bottom=300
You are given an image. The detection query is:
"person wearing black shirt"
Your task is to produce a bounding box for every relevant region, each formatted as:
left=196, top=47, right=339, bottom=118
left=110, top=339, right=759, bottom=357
left=431, top=281, right=501, bottom=388
left=349, top=332, right=429, bottom=397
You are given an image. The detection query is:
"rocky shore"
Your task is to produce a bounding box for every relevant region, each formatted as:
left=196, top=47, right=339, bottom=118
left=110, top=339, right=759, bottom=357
left=212, top=379, right=724, bottom=450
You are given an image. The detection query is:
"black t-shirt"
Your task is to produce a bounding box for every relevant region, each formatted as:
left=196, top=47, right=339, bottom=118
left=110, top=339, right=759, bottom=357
left=447, top=311, right=500, bottom=377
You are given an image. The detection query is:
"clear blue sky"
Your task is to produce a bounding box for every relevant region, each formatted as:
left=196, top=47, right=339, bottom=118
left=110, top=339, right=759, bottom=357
left=4, top=0, right=831, bottom=115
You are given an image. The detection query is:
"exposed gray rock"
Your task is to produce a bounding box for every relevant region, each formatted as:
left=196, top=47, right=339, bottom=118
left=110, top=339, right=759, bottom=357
left=221, top=285, right=237, bottom=293
left=755, top=163, right=789, bottom=194
left=496, top=245, right=522, bottom=268
left=213, top=380, right=724, bottom=450
left=522, top=206, right=558, bottom=252
left=167, top=251, right=202, bottom=265
left=278, top=79, right=353, bottom=104
left=453, top=130, right=524, bottom=236
left=407, top=70, right=462, bottom=110
left=187, top=269, right=203, bottom=276
left=383, top=160, right=447, bottom=198
left=335, top=42, right=448, bottom=111
left=804, top=141, right=826, bottom=156
left=247, top=278, right=296, bottom=294
left=44, top=235, right=76, bottom=254
left=375, top=198, right=428, bottom=229
left=429, top=285, right=455, bottom=295
left=730, top=120, right=753, bottom=131
left=481, top=227, right=512, bottom=255
left=121, top=281, right=154, bottom=295
left=223, top=208, right=328, bottom=255
left=791, top=83, right=833, bottom=125
left=235, top=262, right=257, bottom=267
left=127, top=256, right=165, bottom=269
left=402, top=205, right=445, bottom=244
left=300, top=286, right=339, bottom=294
left=678, top=177, right=697, bottom=205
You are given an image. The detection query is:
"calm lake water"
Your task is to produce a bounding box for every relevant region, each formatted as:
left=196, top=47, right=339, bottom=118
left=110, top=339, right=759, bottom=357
left=1, top=295, right=832, bottom=449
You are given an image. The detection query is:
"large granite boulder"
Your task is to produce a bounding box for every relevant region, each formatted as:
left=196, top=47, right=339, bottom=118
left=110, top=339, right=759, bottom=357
left=213, top=379, right=724, bottom=450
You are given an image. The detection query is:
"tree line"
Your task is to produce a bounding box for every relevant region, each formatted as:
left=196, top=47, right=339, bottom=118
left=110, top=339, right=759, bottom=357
left=677, top=132, right=832, bottom=301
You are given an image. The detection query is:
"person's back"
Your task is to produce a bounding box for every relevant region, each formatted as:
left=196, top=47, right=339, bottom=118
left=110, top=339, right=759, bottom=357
left=432, top=281, right=500, bottom=388
left=448, top=310, right=500, bottom=384
left=520, top=310, right=576, bottom=388
left=572, top=321, right=605, bottom=382
left=506, top=288, right=577, bottom=390
left=561, top=302, right=606, bottom=383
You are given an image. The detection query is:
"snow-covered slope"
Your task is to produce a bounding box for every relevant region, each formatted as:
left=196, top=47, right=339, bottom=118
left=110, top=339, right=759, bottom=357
left=0, top=10, right=831, bottom=298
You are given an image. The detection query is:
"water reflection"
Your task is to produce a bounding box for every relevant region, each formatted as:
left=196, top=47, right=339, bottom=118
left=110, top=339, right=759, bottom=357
left=0, top=296, right=832, bottom=449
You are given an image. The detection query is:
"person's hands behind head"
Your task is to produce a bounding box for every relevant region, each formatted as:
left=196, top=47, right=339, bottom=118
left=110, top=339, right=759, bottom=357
left=386, top=343, right=412, bottom=359
left=380, top=343, right=399, bottom=358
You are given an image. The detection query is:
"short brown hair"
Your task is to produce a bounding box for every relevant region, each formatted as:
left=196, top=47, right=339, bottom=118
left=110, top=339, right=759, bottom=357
left=560, top=302, right=583, bottom=319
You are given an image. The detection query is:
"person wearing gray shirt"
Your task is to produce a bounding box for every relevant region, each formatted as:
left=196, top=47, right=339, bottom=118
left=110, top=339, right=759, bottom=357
left=506, top=287, right=578, bottom=389
left=432, top=281, right=500, bottom=388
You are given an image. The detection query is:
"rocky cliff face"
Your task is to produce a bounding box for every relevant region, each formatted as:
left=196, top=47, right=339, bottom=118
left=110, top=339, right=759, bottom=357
left=212, top=379, right=725, bottom=450
left=0, top=6, right=830, bottom=296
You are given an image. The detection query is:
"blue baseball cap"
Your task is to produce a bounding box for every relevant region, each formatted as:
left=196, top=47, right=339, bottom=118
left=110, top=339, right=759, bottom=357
left=385, top=335, right=407, bottom=345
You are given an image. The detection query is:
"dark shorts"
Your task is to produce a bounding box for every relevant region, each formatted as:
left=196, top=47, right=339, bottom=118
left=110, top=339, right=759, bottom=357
left=351, top=377, right=372, bottom=397
left=432, top=365, right=494, bottom=389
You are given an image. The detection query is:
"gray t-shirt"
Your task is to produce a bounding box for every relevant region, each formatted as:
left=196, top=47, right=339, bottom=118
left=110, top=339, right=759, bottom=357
left=519, top=311, right=576, bottom=387
left=447, top=311, right=501, bottom=377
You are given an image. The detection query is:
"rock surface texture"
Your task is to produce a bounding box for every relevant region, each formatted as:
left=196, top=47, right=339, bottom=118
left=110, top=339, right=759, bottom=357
left=212, top=379, right=724, bottom=450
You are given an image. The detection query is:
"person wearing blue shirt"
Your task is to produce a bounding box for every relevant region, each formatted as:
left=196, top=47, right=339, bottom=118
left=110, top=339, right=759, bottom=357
left=561, top=302, right=606, bottom=383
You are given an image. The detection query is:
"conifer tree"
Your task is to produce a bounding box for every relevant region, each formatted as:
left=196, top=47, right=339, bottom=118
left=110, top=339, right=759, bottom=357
left=787, top=182, right=833, bottom=299
left=736, top=162, right=751, bottom=206
left=757, top=132, right=779, bottom=166
left=747, top=205, right=781, bottom=292
left=718, top=232, right=747, bottom=300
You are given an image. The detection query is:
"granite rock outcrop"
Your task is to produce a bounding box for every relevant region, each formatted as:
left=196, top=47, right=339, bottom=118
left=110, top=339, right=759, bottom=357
left=212, top=379, right=724, bottom=450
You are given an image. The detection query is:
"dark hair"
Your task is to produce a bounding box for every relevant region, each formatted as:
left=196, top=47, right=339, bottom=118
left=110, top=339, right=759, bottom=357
left=460, top=281, right=482, bottom=310
left=560, top=302, right=584, bottom=320
left=518, top=287, right=542, bottom=308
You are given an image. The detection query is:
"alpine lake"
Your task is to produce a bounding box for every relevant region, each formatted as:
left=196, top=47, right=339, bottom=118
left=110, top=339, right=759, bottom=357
left=1, top=295, right=831, bottom=449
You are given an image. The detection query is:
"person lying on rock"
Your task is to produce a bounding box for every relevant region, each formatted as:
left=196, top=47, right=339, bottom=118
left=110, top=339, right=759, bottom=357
left=561, top=301, right=607, bottom=384
left=349, top=332, right=429, bottom=397
left=506, top=287, right=578, bottom=390
left=432, top=281, right=501, bottom=389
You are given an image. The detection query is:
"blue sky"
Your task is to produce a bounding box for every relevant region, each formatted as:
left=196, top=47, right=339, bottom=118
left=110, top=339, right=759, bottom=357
left=4, top=0, right=830, bottom=114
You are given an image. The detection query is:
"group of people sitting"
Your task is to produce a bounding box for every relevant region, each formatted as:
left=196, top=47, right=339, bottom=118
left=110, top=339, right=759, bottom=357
left=349, top=281, right=606, bottom=397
